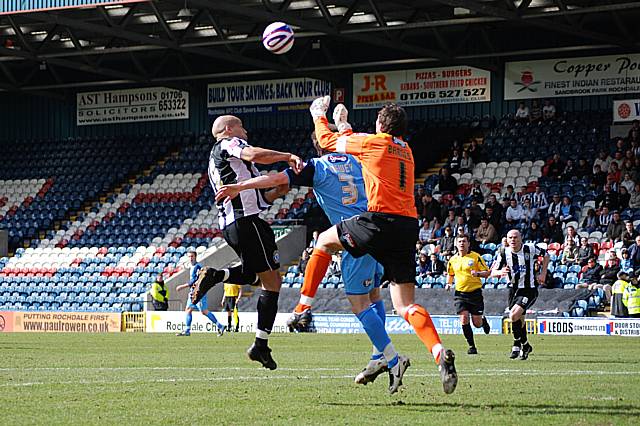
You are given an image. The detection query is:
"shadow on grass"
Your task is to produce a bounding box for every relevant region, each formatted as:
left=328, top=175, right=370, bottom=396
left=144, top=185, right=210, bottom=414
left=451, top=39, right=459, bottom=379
left=322, top=401, right=639, bottom=416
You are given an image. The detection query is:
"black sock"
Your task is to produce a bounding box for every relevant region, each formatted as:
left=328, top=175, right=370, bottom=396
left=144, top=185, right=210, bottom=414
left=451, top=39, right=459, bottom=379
left=512, top=319, right=522, bottom=345
left=219, top=265, right=258, bottom=286
left=520, top=320, right=528, bottom=345
left=256, top=289, right=279, bottom=341
left=228, top=316, right=232, bottom=329
left=462, top=323, right=475, bottom=348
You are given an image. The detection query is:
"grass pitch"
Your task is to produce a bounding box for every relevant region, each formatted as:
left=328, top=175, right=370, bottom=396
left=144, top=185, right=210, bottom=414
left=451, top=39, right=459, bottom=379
left=1, top=332, right=639, bottom=425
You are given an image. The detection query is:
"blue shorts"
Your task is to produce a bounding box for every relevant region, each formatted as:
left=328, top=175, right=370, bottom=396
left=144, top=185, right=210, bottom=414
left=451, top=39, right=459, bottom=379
left=186, top=293, right=208, bottom=311
left=341, top=252, right=384, bottom=295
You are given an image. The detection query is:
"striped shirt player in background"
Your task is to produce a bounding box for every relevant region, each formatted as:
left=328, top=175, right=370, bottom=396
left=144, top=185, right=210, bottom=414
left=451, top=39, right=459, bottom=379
left=215, top=119, right=404, bottom=393
left=299, top=96, right=457, bottom=394
left=491, top=229, right=550, bottom=360
left=175, top=250, right=226, bottom=336
left=190, top=115, right=303, bottom=370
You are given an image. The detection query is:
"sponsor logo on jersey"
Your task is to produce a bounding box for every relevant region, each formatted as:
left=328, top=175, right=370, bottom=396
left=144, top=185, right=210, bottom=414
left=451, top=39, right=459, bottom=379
left=327, top=154, right=348, bottom=163
left=363, top=278, right=372, bottom=287
left=273, top=250, right=280, bottom=264
left=468, top=259, right=474, bottom=266
left=342, top=232, right=356, bottom=248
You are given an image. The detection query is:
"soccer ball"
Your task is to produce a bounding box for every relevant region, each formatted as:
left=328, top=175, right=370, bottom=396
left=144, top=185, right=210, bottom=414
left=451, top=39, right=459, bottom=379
left=262, top=22, right=294, bottom=55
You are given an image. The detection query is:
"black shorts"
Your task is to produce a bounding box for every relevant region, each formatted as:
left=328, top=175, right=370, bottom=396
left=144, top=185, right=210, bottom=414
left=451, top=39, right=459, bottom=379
left=454, top=289, right=485, bottom=315
left=223, top=215, right=280, bottom=274
left=337, top=212, right=418, bottom=284
left=223, top=297, right=237, bottom=312
left=508, top=287, right=539, bottom=311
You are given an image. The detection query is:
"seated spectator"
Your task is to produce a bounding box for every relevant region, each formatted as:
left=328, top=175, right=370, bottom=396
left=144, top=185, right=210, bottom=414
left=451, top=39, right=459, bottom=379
left=558, top=196, right=575, bottom=224
left=419, top=219, right=440, bottom=245
left=437, top=167, right=458, bottom=194
left=449, top=197, right=463, bottom=217
left=443, top=209, right=458, bottom=230
left=560, top=239, right=579, bottom=266
left=627, top=120, right=640, bottom=140
left=547, top=193, right=562, bottom=219
left=515, top=102, right=529, bottom=121
left=630, top=183, right=640, bottom=209
left=529, top=99, right=541, bottom=122
left=620, top=249, right=634, bottom=274
left=542, top=99, right=556, bottom=120
left=564, top=225, right=579, bottom=246
left=593, top=151, right=611, bottom=174
left=415, top=186, right=426, bottom=214
left=469, top=179, right=489, bottom=203
left=448, top=149, right=461, bottom=173
left=469, top=199, right=484, bottom=219
left=438, top=226, right=455, bottom=259
left=297, top=248, right=311, bottom=275
left=453, top=218, right=469, bottom=237
left=468, top=139, right=483, bottom=163
left=621, top=173, right=635, bottom=193
left=531, top=186, right=549, bottom=212
left=621, top=158, right=634, bottom=177
left=424, top=253, right=445, bottom=277
left=628, top=235, right=640, bottom=274
left=575, top=158, right=591, bottom=180
left=463, top=207, right=480, bottom=231
left=475, top=217, right=498, bottom=245
left=524, top=220, right=543, bottom=242
left=505, top=199, right=525, bottom=228
left=417, top=253, right=430, bottom=276
left=622, top=220, right=639, bottom=248
left=577, top=257, right=602, bottom=287
left=591, top=164, right=607, bottom=189
left=521, top=198, right=538, bottom=225
left=515, top=186, right=529, bottom=205
left=546, top=154, right=564, bottom=179
left=328, top=253, right=342, bottom=276
left=619, top=186, right=631, bottom=211
left=421, top=192, right=443, bottom=224
left=561, top=159, right=576, bottom=181
left=609, top=151, right=624, bottom=174
left=608, top=161, right=622, bottom=183
left=606, top=211, right=624, bottom=242
left=542, top=215, right=563, bottom=243
left=459, top=150, right=474, bottom=174
left=484, top=205, right=502, bottom=235
left=597, top=206, right=612, bottom=232
left=485, top=194, right=504, bottom=217
left=581, top=208, right=598, bottom=233
left=597, top=256, right=619, bottom=303
left=501, top=184, right=517, bottom=201
left=576, top=237, right=594, bottom=266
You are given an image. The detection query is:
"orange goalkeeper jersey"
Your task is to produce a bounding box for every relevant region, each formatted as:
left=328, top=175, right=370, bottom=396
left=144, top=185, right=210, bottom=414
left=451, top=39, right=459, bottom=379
left=315, top=117, right=417, bottom=218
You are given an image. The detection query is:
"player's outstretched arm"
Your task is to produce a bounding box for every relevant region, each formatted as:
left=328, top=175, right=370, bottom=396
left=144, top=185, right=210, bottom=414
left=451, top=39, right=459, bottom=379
left=240, top=146, right=303, bottom=173
left=215, top=172, right=290, bottom=204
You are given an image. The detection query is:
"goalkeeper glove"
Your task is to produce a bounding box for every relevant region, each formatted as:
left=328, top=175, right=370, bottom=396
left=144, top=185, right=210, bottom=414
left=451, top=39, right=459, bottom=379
left=310, top=95, right=330, bottom=121
left=332, top=104, right=352, bottom=132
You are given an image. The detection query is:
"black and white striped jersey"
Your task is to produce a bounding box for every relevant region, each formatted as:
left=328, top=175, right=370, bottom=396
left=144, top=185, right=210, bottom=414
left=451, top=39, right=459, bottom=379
left=208, top=137, right=270, bottom=229
left=493, top=243, right=546, bottom=289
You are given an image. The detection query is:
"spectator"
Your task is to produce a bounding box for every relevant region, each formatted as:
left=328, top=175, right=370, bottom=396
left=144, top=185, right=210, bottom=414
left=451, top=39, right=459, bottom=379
left=619, top=186, right=631, bottom=211
left=558, top=196, right=575, bottom=224
left=521, top=198, right=538, bottom=225
left=484, top=205, right=502, bottom=234
left=564, top=225, right=579, bottom=246
left=501, top=185, right=516, bottom=201
left=606, top=210, right=625, bottom=243
left=468, top=139, right=483, bottom=163
left=627, top=119, right=640, bottom=140
left=150, top=274, right=169, bottom=311
left=620, top=249, right=634, bottom=274
left=417, top=253, right=430, bottom=276
left=542, top=215, right=563, bottom=243
left=309, top=230, right=320, bottom=248
left=515, top=102, right=529, bottom=121
left=449, top=149, right=461, bottom=173
left=630, top=183, right=640, bottom=209
left=561, top=159, right=576, bottom=181
left=453, top=218, right=469, bottom=237
left=463, top=206, right=480, bottom=231
left=438, top=226, right=455, bottom=259
left=419, top=219, right=440, bottom=245
left=485, top=194, right=503, bottom=217
left=547, top=193, right=562, bottom=219
left=459, top=150, right=474, bottom=174
left=542, top=99, right=556, bottom=120
left=609, top=151, right=624, bottom=174
left=515, top=186, right=529, bottom=205
left=414, top=186, right=425, bottom=215
left=443, top=209, right=458, bottom=230
left=524, top=220, right=543, bottom=242
left=560, top=239, right=579, bottom=266
left=469, top=179, right=489, bottom=203
left=608, top=161, right=622, bottom=183
left=621, top=173, right=635, bottom=194
left=449, top=197, right=463, bottom=217
left=598, top=257, right=619, bottom=303
left=595, top=184, right=620, bottom=211
left=421, top=192, right=443, bottom=223
left=505, top=199, right=525, bottom=228
left=576, top=237, right=594, bottom=266
left=597, top=206, right=612, bottom=232
left=297, top=248, right=310, bottom=275
left=328, top=253, right=341, bottom=276
left=591, top=164, right=607, bottom=189
left=529, top=99, right=542, bottom=122
left=575, top=158, right=591, bottom=180
left=546, top=154, right=564, bottom=179
left=424, top=253, right=445, bottom=277
left=577, top=257, right=602, bottom=287
left=475, top=217, right=498, bottom=245
left=437, top=167, right=457, bottom=194
left=469, top=199, right=484, bottom=219
left=593, top=151, right=611, bottom=175
left=531, top=186, right=549, bottom=212
left=622, top=221, right=639, bottom=248
left=628, top=235, right=640, bottom=274
left=581, top=208, right=598, bottom=233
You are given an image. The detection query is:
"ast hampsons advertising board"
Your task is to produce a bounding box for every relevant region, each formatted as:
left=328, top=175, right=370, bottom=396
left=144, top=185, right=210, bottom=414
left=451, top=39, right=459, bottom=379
left=505, top=54, right=640, bottom=100
left=77, top=87, right=189, bottom=126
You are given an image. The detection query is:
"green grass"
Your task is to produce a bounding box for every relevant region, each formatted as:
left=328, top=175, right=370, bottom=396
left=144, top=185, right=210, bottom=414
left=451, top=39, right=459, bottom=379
left=1, top=333, right=639, bottom=425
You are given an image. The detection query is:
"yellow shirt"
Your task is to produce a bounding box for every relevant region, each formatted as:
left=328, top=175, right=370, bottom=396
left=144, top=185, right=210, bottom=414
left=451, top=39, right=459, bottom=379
left=224, top=283, right=241, bottom=298
left=447, top=252, right=488, bottom=292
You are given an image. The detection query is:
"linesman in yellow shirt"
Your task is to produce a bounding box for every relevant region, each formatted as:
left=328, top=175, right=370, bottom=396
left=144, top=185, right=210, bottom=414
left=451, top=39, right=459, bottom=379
left=222, top=283, right=243, bottom=332
left=446, top=234, right=491, bottom=354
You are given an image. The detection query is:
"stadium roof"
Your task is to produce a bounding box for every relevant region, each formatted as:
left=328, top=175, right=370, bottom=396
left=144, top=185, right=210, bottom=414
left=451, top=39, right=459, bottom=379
left=0, top=0, right=639, bottom=94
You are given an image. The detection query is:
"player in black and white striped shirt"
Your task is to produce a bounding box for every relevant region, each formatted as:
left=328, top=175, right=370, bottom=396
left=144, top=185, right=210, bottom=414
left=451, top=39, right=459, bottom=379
left=192, top=114, right=303, bottom=370
left=491, top=229, right=550, bottom=360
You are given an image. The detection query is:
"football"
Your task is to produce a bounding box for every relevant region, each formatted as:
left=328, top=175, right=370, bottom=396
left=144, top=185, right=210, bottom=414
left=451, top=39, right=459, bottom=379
left=262, top=22, right=295, bottom=54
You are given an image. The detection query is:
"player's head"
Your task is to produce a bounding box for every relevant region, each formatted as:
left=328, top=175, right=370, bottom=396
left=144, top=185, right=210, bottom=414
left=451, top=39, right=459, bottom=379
left=187, top=250, right=197, bottom=265
left=376, top=103, right=407, bottom=137
left=212, top=115, right=247, bottom=141
left=311, top=123, right=338, bottom=156
left=506, top=229, right=522, bottom=250
left=455, top=234, right=470, bottom=254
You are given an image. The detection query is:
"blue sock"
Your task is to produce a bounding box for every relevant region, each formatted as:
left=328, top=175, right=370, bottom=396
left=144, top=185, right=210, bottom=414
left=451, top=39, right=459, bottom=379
left=357, top=306, right=392, bottom=356
left=185, top=312, right=192, bottom=333
left=371, top=299, right=386, bottom=326
left=206, top=312, right=222, bottom=328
